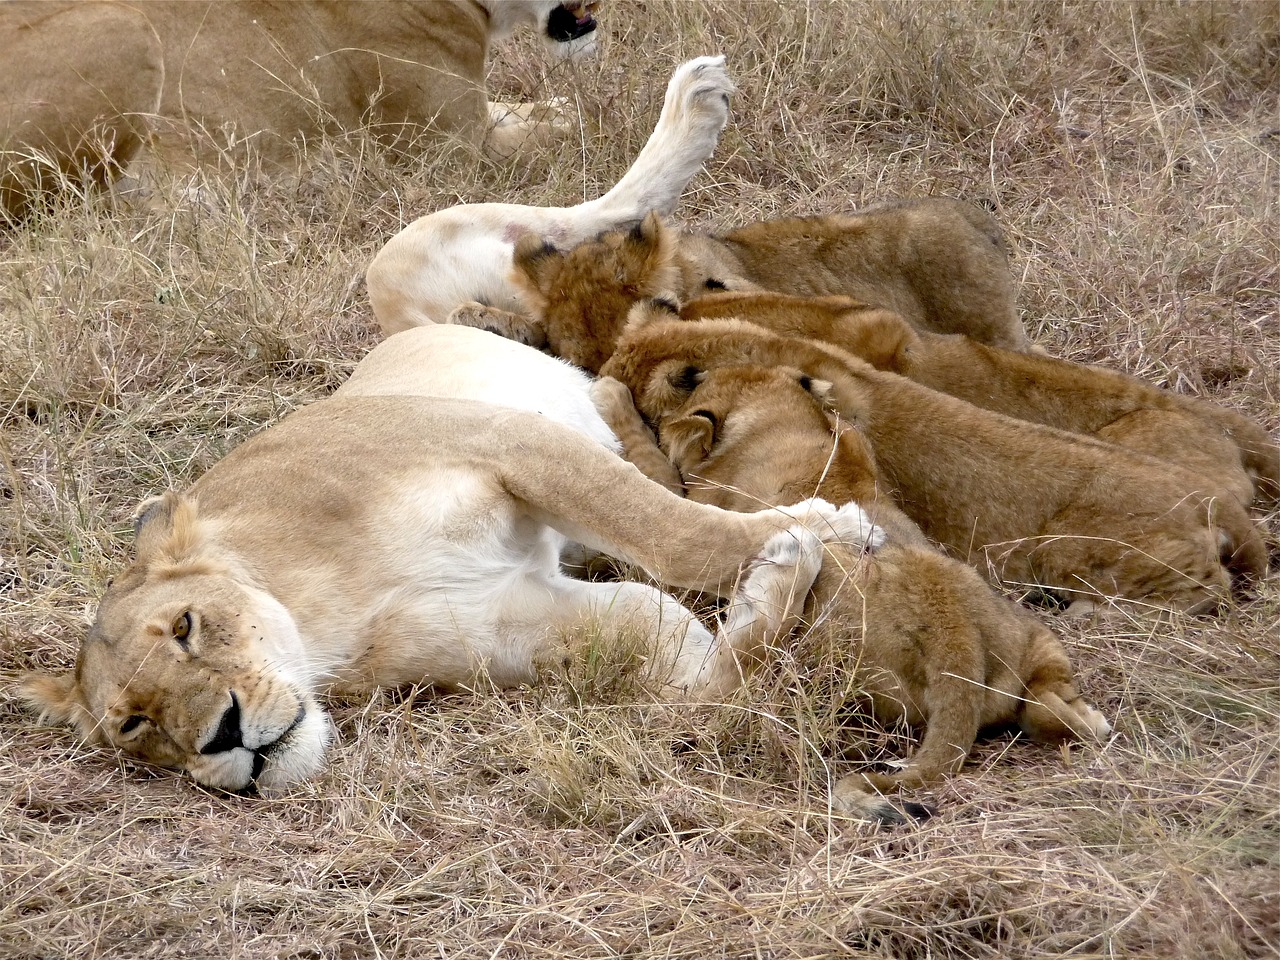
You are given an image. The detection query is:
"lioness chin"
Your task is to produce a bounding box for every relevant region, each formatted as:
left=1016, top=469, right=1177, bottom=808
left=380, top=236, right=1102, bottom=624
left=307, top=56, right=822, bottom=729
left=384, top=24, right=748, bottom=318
left=21, top=325, right=882, bottom=795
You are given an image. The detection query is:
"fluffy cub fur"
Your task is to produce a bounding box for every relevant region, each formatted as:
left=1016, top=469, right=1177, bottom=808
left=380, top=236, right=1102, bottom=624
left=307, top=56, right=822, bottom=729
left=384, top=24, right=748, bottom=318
left=600, top=308, right=1269, bottom=613
left=592, top=365, right=1110, bottom=822
left=672, top=197, right=1030, bottom=349
left=449, top=205, right=1028, bottom=364
left=2, top=0, right=597, bottom=219
left=680, top=290, right=1280, bottom=510
left=20, top=324, right=883, bottom=795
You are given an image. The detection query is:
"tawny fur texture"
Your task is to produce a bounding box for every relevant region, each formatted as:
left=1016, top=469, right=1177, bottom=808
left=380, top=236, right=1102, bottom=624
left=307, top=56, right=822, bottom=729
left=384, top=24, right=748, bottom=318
left=366, top=55, right=734, bottom=334
left=20, top=324, right=883, bottom=796
left=592, top=366, right=1110, bottom=820
left=0, top=0, right=598, bottom=219
left=680, top=290, right=1280, bottom=511
left=444, top=203, right=1029, bottom=361
left=600, top=307, right=1269, bottom=613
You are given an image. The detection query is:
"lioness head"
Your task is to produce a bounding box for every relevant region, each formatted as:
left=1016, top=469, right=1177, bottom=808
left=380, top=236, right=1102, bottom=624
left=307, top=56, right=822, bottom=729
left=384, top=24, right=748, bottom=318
left=19, top=493, right=333, bottom=794
left=483, top=1, right=602, bottom=58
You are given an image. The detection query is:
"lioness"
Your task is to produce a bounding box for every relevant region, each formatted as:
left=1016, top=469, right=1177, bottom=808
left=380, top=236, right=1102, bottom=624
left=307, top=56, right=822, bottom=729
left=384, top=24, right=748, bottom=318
left=20, top=324, right=881, bottom=795
left=592, top=365, right=1110, bottom=820
left=600, top=305, right=1269, bottom=613
left=679, top=290, right=1280, bottom=511
left=1, top=0, right=598, bottom=219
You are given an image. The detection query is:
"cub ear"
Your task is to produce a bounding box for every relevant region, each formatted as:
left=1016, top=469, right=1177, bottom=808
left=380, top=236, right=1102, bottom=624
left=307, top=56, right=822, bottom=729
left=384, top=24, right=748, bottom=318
left=18, top=671, right=96, bottom=739
left=660, top=411, right=717, bottom=469
left=510, top=233, right=562, bottom=301
left=791, top=370, right=835, bottom=405
left=624, top=297, right=682, bottom=332
left=630, top=211, right=679, bottom=299
left=132, top=491, right=203, bottom=565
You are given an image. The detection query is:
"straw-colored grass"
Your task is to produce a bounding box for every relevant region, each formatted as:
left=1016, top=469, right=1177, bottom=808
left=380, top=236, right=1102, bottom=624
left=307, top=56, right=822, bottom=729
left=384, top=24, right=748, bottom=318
left=2, top=2, right=1277, bottom=957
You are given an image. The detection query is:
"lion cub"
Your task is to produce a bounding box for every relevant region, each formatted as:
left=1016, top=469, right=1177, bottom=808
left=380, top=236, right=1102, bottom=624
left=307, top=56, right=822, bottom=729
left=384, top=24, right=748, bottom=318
left=600, top=308, right=1269, bottom=614
left=451, top=200, right=1029, bottom=368
left=592, top=365, right=1111, bottom=820
left=680, top=291, right=1280, bottom=510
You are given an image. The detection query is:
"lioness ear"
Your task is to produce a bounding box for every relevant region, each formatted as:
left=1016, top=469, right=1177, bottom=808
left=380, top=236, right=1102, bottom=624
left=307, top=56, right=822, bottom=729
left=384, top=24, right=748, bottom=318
left=18, top=671, right=95, bottom=738
left=132, top=491, right=203, bottom=565
left=796, top=373, right=835, bottom=405
left=511, top=234, right=562, bottom=302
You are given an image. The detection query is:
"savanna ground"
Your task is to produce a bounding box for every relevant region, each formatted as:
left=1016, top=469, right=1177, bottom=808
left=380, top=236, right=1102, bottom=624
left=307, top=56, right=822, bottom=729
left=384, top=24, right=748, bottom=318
left=2, top=2, right=1278, bottom=957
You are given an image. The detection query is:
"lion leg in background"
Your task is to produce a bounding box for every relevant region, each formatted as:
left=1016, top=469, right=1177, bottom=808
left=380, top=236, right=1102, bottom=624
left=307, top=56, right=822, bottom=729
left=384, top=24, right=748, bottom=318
left=366, top=55, right=735, bottom=332
left=484, top=98, right=572, bottom=160
left=0, top=2, right=162, bottom=222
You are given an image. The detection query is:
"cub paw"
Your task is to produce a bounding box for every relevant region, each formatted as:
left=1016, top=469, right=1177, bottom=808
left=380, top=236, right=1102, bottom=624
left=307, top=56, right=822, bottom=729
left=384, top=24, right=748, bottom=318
left=589, top=376, right=634, bottom=416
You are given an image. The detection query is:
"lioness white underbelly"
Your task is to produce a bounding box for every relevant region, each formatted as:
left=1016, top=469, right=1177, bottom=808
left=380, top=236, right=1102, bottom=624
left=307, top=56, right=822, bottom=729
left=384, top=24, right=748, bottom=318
left=338, top=324, right=619, bottom=452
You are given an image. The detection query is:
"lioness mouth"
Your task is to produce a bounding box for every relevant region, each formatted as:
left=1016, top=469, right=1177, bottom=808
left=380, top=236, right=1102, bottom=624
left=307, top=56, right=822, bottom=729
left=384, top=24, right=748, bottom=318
left=247, top=704, right=308, bottom=785
left=547, top=4, right=597, bottom=42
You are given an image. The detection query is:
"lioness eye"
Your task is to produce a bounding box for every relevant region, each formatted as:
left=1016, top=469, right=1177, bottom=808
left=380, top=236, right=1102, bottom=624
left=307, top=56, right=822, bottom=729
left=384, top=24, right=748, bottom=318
left=120, top=715, right=147, bottom=736
left=172, top=611, right=193, bottom=647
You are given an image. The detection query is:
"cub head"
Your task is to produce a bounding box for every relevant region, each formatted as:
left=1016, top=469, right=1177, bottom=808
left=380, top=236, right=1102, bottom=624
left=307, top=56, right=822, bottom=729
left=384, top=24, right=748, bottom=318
left=511, top=211, right=680, bottom=373
left=19, top=493, right=333, bottom=794
left=659, top=365, right=879, bottom=512
left=481, top=2, right=601, bottom=59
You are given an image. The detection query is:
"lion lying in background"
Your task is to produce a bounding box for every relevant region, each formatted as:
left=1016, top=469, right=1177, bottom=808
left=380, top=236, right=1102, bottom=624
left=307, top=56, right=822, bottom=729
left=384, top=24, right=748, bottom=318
left=602, top=307, right=1268, bottom=613
left=1, top=0, right=597, bottom=220
left=680, top=290, right=1280, bottom=511
left=20, top=324, right=882, bottom=795
left=592, top=365, right=1110, bottom=821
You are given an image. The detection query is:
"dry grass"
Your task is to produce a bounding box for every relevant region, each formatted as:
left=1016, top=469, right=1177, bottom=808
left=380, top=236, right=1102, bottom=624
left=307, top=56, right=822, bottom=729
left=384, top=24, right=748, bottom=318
left=2, top=1, right=1278, bottom=957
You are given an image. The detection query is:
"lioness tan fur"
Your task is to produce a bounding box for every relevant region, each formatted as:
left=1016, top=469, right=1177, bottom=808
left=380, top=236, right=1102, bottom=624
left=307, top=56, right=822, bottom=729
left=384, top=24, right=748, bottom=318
left=592, top=365, right=1110, bottom=820
left=680, top=290, right=1280, bottom=510
left=1, top=0, right=598, bottom=219
left=600, top=307, right=1269, bottom=613
left=19, top=324, right=884, bottom=795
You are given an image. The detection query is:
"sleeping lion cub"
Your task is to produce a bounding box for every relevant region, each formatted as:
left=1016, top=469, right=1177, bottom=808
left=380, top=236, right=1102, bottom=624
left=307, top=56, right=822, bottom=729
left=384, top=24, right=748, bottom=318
left=591, top=365, right=1111, bottom=821
left=600, top=306, right=1269, bottom=613
left=20, top=324, right=881, bottom=795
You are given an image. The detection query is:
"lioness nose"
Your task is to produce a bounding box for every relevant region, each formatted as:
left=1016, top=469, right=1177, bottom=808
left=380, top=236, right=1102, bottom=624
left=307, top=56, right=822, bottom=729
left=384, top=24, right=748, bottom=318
left=199, top=691, right=244, bottom=754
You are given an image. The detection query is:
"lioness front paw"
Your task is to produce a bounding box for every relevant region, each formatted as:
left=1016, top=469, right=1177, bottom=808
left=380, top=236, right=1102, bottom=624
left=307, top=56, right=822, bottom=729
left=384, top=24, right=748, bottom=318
left=772, top=498, right=884, bottom=553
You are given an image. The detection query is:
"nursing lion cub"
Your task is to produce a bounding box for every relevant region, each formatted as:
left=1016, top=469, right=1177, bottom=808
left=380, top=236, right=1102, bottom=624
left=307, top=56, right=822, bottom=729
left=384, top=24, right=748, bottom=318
left=592, top=365, right=1110, bottom=819
left=600, top=306, right=1268, bottom=613
left=2, top=0, right=598, bottom=219
left=20, top=324, right=882, bottom=795
left=681, top=290, right=1280, bottom=511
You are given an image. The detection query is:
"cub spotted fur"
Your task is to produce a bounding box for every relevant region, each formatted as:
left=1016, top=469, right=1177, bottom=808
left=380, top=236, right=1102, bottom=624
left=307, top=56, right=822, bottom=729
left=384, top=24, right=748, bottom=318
left=601, top=307, right=1268, bottom=613
left=591, top=365, right=1110, bottom=822
left=20, top=324, right=882, bottom=794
